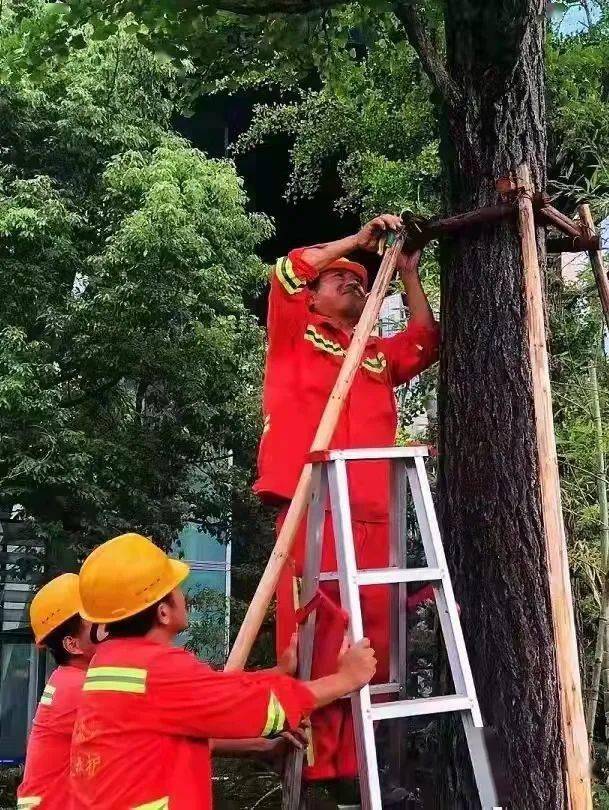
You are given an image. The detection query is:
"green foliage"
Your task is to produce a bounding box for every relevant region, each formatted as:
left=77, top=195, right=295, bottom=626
left=594, top=782, right=609, bottom=809
left=547, top=3, right=609, bottom=213
left=232, top=7, right=440, bottom=218
left=186, top=586, right=275, bottom=669
left=0, top=6, right=271, bottom=562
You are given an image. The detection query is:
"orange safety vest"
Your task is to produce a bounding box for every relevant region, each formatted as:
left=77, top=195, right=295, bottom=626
left=70, top=637, right=314, bottom=809
left=18, top=664, right=86, bottom=810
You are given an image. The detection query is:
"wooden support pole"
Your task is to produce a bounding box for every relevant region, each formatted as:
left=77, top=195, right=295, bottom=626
left=538, top=204, right=585, bottom=241
left=585, top=363, right=609, bottom=739
left=402, top=203, right=516, bottom=249
left=578, top=204, right=609, bottom=334
left=226, top=233, right=406, bottom=671
left=547, top=235, right=600, bottom=255
left=517, top=164, right=592, bottom=809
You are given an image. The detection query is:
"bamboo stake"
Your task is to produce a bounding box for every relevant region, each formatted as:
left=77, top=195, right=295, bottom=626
left=517, top=164, right=592, bottom=809
left=585, top=363, right=609, bottom=738
left=226, top=233, right=406, bottom=671
left=578, top=204, right=609, bottom=333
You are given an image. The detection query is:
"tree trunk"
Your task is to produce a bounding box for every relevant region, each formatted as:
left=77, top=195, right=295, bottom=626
left=433, top=2, right=565, bottom=807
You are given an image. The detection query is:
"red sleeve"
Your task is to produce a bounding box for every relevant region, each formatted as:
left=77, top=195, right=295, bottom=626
left=267, top=249, right=319, bottom=350
left=380, top=320, right=440, bottom=386
left=149, top=648, right=315, bottom=740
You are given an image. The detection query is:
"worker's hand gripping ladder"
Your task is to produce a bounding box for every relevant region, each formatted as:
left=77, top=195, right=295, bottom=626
left=282, top=445, right=501, bottom=810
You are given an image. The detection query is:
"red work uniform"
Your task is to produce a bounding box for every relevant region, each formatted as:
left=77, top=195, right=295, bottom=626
left=254, top=247, right=440, bottom=780
left=18, top=664, right=86, bottom=810
left=70, top=637, right=315, bottom=809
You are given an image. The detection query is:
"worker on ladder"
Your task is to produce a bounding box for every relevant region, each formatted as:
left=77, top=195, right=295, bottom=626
left=254, top=214, right=440, bottom=807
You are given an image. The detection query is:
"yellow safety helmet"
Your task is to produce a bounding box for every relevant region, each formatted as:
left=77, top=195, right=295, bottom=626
left=30, top=573, right=82, bottom=646
left=79, top=533, right=190, bottom=624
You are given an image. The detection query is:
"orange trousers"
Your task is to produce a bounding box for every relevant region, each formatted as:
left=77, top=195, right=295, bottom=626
left=275, top=509, right=390, bottom=781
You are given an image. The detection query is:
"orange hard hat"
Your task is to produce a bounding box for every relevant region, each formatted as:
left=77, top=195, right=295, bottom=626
left=79, top=533, right=190, bottom=624
left=323, top=256, right=368, bottom=289
left=30, top=573, right=82, bottom=646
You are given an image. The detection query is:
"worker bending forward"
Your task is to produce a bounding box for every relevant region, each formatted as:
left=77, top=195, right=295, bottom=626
left=254, top=214, right=440, bottom=791
left=70, top=532, right=376, bottom=809
left=18, top=574, right=96, bottom=810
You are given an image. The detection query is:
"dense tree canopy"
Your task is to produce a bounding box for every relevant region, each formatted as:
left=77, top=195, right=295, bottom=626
left=0, top=8, right=270, bottom=568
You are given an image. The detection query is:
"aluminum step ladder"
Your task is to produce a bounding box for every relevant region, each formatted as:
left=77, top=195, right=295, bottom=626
left=282, top=445, right=501, bottom=810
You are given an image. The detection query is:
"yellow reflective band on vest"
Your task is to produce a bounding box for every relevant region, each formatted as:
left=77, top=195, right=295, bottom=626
left=84, top=666, right=147, bottom=694
left=276, top=257, right=305, bottom=295
left=362, top=352, right=387, bottom=374
left=17, top=798, right=42, bottom=808
left=132, top=798, right=169, bottom=810
left=261, top=691, right=286, bottom=738
left=304, top=326, right=345, bottom=358
left=39, top=684, right=56, bottom=706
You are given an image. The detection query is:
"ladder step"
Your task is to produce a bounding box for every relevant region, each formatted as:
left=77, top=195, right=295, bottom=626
left=370, top=695, right=472, bottom=721
left=318, top=567, right=443, bottom=585
left=341, top=682, right=401, bottom=699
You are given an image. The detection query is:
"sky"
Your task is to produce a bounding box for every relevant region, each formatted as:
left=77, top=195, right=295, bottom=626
left=553, top=1, right=600, bottom=34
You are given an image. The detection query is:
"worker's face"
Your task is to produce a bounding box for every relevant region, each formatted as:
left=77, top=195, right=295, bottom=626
left=158, top=587, right=189, bottom=635
left=310, top=269, right=366, bottom=324
left=63, top=619, right=97, bottom=663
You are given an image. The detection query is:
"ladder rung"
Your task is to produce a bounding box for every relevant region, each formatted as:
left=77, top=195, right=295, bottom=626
left=358, top=567, right=443, bottom=585
left=370, top=695, right=472, bottom=721
left=370, top=681, right=401, bottom=695
left=319, top=567, right=443, bottom=585
left=340, top=682, right=401, bottom=699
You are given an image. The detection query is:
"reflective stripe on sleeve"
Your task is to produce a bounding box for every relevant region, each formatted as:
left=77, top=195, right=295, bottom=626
left=276, top=257, right=306, bottom=295
left=132, top=798, right=169, bottom=810
left=17, top=798, right=42, bottom=808
left=261, top=691, right=286, bottom=738
left=39, top=684, right=56, bottom=706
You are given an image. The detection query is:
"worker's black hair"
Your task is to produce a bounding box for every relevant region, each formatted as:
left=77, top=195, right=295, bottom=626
left=107, top=592, right=175, bottom=639
left=308, top=276, right=321, bottom=292
left=44, top=614, right=84, bottom=666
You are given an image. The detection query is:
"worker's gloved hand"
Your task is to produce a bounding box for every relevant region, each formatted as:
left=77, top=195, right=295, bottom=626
left=276, top=631, right=298, bottom=676
left=337, top=636, right=377, bottom=691
left=356, top=214, right=403, bottom=252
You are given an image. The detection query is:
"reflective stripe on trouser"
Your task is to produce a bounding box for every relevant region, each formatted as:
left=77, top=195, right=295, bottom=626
left=17, top=799, right=42, bottom=809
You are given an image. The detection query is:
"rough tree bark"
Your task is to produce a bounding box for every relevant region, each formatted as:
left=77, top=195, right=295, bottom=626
left=396, top=1, right=566, bottom=807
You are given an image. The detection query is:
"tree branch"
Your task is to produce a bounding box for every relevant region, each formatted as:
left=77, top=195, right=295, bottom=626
left=59, top=376, right=122, bottom=408
left=212, top=0, right=346, bottom=14
left=392, top=0, right=461, bottom=112
left=580, top=0, right=594, bottom=29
